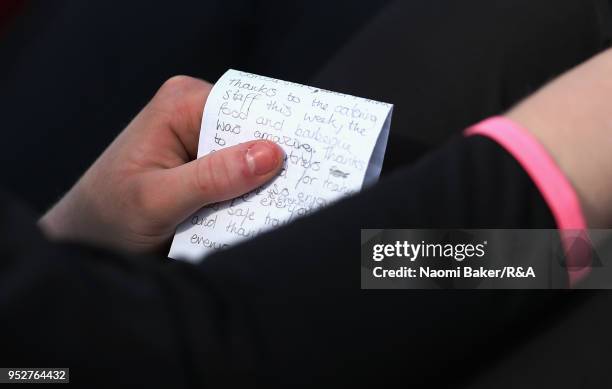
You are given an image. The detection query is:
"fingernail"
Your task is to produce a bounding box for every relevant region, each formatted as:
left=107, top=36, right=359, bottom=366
left=245, top=141, right=281, bottom=176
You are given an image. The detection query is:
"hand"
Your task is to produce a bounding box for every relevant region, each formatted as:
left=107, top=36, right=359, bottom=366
left=39, top=76, right=284, bottom=252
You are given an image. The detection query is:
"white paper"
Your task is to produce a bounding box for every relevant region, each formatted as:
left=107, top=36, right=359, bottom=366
left=169, top=69, right=393, bottom=262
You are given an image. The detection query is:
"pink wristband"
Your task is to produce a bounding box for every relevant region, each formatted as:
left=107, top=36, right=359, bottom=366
left=465, top=116, right=589, bottom=287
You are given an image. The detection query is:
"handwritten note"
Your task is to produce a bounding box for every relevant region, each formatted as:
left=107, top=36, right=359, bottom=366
left=169, top=69, right=393, bottom=262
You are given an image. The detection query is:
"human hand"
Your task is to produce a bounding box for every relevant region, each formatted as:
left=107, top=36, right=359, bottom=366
left=39, top=76, right=284, bottom=252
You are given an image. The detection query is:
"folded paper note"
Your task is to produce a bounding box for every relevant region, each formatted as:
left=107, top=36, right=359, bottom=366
left=169, top=69, right=392, bottom=262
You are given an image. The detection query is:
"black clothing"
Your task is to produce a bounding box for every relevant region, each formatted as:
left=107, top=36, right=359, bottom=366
left=1, top=136, right=559, bottom=387
left=0, top=0, right=611, bottom=387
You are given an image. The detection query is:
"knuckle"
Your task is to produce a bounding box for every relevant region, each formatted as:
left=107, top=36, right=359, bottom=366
left=160, top=75, right=198, bottom=94
left=195, top=156, right=216, bottom=198
left=154, top=76, right=198, bottom=110
left=195, top=153, right=232, bottom=199
left=158, top=75, right=211, bottom=100
left=152, top=75, right=212, bottom=125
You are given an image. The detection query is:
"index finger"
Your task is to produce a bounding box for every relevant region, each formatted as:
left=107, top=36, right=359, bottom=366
left=141, top=75, right=213, bottom=160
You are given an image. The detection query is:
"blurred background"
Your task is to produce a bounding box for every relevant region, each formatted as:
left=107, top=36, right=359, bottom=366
left=2, top=0, right=608, bottom=214
left=1, top=1, right=612, bottom=387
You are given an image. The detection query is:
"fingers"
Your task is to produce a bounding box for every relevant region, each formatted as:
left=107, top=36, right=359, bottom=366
left=125, top=76, right=284, bottom=230
left=147, top=140, right=284, bottom=222
left=134, top=75, right=213, bottom=160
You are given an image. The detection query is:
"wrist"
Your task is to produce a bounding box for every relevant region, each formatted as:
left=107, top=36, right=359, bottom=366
left=504, top=48, right=612, bottom=227
left=506, top=108, right=612, bottom=227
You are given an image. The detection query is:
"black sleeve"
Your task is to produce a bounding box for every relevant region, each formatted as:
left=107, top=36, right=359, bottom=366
left=0, top=136, right=566, bottom=387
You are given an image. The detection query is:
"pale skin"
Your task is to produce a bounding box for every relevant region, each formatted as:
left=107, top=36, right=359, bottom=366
left=40, top=49, right=612, bottom=252
left=39, top=76, right=284, bottom=252
left=506, top=48, right=612, bottom=228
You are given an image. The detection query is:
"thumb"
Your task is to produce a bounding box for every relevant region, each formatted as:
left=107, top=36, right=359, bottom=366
left=151, top=140, right=284, bottom=222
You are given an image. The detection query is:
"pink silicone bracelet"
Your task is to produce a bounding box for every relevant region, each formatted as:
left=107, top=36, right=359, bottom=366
left=465, top=116, right=589, bottom=287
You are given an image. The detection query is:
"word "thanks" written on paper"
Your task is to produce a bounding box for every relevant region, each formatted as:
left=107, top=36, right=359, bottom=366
left=169, top=69, right=393, bottom=262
